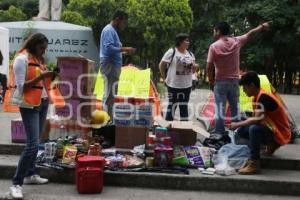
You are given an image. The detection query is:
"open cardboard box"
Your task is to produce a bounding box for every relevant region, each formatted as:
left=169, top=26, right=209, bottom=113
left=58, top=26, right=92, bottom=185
left=154, top=116, right=210, bottom=145
left=115, top=125, right=148, bottom=149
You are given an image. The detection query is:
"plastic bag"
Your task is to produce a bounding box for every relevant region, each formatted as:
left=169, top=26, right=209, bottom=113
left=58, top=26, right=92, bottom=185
left=212, top=155, right=236, bottom=176
left=217, top=143, right=250, bottom=169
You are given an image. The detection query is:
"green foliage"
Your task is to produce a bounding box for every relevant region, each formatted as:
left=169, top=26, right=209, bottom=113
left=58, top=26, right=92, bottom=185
left=125, top=0, right=193, bottom=82
left=0, top=0, right=38, bottom=21
left=0, top=5, right=27, bottom=22
left=64, top=0, right=192, bottom=83
left=62, top=11, right=88, bottom=26
left=190, top=0, right=300, bottom=93
left=2, top=0, right=299, bottom=93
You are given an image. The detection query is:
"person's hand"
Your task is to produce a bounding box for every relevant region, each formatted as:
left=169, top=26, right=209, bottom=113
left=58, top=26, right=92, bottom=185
left=261, top=21, right=272, bottom=31
left=42, top=71, right=57, bottom=79
left=192, top=63, right=199, bottom=73
left=227, top=122, right=239, bottom=130
left=124, top=47, right=136, bottom=55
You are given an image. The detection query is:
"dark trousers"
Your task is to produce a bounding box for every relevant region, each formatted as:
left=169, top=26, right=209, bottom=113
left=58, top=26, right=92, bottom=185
left=237, top=124, right=274, bottom=160
left=166, top=86, right=191, bottom=121
left=0, top=73, right=7, bottom=101
left=13, top=99, right=48, bottom=185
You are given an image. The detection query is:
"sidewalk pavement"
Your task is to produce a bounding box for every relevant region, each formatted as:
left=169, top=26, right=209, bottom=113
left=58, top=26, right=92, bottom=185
left=1, top=89, right=299, bottom=145
left=1, top=180, right=299, bottom=200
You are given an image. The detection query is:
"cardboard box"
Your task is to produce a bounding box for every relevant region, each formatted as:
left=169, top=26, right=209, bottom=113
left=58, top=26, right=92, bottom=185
left=168, top=122, right=197, bottom=146
left=57, top=57, right=96, bottom=97
left=57, top=57, right=95, bottom=77
left=11, top=118, right=50, bottom=143
left=56, top=98, right=96, bottom=120
left=115, top=125, right=148, bottom=149
left=154, top=116, right=210, bottom=145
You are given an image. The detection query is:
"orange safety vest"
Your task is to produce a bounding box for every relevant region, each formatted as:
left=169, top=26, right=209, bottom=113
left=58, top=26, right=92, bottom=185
left=4, top=49, right=65, bottom=109
left=253, top=89, right=291, bottom=145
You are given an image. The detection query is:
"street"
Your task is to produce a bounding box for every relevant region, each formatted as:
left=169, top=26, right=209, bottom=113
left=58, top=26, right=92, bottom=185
left=0, top=180, right=299, bottom=200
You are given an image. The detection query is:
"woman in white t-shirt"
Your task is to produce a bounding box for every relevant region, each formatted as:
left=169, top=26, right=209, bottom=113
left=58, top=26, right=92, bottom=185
left=159, top=33, right=199, bottom=121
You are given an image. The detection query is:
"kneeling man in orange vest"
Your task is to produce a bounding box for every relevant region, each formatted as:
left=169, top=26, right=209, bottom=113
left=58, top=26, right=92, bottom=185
left=228, top=71, right=291, bottom=175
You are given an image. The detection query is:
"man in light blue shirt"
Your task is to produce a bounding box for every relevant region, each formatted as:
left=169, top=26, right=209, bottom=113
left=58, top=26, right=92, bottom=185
left=99, top=10, right=135, bottom=118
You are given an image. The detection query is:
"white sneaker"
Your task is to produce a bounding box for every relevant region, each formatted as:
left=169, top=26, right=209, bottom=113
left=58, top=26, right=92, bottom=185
left=23, top=175, right=48, bottom=184
left=10, top=185, right=23, bottom=199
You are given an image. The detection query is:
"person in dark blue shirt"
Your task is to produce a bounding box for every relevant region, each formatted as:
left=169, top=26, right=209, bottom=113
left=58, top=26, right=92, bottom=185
left=0, top=50, right=7, bottom=103
left=99, top=10, right=136, bottom=118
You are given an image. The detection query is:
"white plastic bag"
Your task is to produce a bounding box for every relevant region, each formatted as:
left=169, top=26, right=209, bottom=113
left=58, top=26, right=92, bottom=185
left=212, top=155, right=236, bottom=176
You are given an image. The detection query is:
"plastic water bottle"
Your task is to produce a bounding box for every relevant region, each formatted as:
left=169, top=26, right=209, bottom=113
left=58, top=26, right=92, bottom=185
left=44, top=142, right=56, bottom=163
left=59, top=122, right=67, bottom=139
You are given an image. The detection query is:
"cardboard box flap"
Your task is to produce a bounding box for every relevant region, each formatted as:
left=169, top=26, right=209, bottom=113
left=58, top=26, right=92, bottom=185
left=192, top=125, right=210, bottom=138
left=171, top=121, right=193, bottom=129
left=153, top=116, right=171, bottom=128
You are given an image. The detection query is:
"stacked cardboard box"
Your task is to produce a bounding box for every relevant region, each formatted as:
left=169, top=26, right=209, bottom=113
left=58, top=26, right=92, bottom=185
left=113, top=97, right=153, bottom=127
left=55, top=57, right=96, bottom=120
left=113, top=97, right=153, bottom=149
left=134, top=98, right=153, bottom=127
left=11, top=118, right=49, bottom=143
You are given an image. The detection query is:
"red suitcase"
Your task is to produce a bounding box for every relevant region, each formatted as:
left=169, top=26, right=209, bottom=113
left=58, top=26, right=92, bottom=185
left=76, top=155, right=105, bottom=194
left=76, top=155, right=105, bottom=169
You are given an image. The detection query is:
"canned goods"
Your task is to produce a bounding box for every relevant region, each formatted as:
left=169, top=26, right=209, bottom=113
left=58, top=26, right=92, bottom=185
left=155, top=127, right=168, bottom=139
left=162, top=137, right=172, bottom=146
left=147, top=135, right=155, bottom=145
left=109, top=158, right=124, bottom=168
left=82, top=140, right=89, bottom=153
left=145, top=157, right=154, bottom=168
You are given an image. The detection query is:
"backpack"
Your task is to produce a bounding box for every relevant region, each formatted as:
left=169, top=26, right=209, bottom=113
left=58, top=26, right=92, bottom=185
left=165, top=48, right=193, bottom=77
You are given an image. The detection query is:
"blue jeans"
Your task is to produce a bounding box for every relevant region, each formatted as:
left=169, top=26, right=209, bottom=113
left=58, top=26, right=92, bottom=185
left=13, top=99, right=49, bottom=186
left=166, top=86, right=192, bottom=121
left=99, top=62, right=121, bottom=118
left=237, top=124, right=274, bottom=160
left=214, top=80, right=240, bottom=134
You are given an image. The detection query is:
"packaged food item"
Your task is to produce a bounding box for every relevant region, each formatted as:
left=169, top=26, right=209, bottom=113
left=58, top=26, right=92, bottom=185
left=184, top=146, right=204, bottom=168
left=198, top=146, right=213, bottom=168
left=62, top=145, right=78, bottom=164
left=56, top=138, right=64, bottom=158
left=107, top=155, right=124, bottom=169
left=162, top=137, right=172, bottom=146
left=145, top=157, right=154, bottom=168
left=154, top=145, right=173, bottom=167
left=94, top=143, right=102, bottom=156
left=82, top=139, right=89, bottom=153
left=88, top=145, right=98, bottom=156
left=172, top=146, right=189, bottom=166
left=154, top=127, right=168, bottom=139
left=123, top=154, right=144, bottom=168
left=44, top=142, right=56, bottom=162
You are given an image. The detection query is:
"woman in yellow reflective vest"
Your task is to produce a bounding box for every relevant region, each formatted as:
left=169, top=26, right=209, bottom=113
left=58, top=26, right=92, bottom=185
left=9, top=33, right=56, bottom=199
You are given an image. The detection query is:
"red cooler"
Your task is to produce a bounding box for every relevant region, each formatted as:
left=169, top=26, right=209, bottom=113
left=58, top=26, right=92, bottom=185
left=76, top=155, right=105, bottom=194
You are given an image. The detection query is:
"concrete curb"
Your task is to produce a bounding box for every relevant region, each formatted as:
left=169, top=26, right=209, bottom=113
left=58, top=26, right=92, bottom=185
left=261, top=156, right=300, bottom=170
left=0, top=144, right=24, bottom=155
left=1, top=164, right=300, bottom=196
left=2, top=143, right=300, bottom=171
